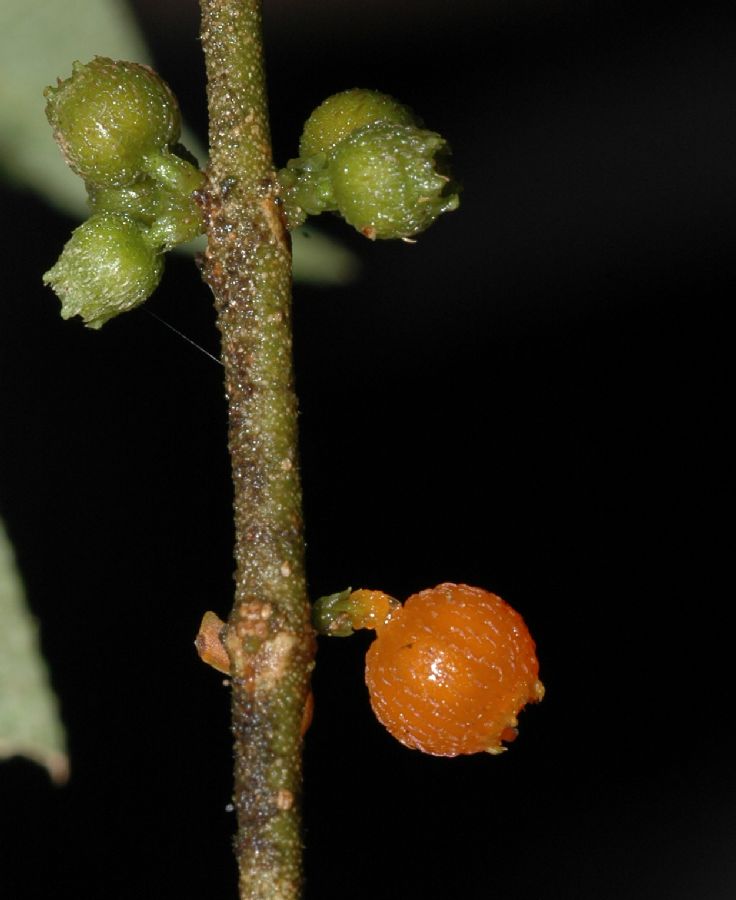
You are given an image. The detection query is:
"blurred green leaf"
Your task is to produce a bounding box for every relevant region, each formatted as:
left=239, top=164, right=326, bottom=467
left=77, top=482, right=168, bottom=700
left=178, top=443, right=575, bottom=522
left=292, top=226, right=360, bottom=285
left=0, top=517, right=68, bottom=783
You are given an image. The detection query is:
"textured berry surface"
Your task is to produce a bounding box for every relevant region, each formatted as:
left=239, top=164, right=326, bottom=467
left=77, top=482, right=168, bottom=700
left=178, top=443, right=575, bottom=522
left=329, top=122, right=459, bottom=239
left=43, top=213, right=163, bottom=329
left=299, top=88, right=418, bottom=159
left=45, top=57, right=180, bottom=188
left=365, top=584, right=543, bottom=756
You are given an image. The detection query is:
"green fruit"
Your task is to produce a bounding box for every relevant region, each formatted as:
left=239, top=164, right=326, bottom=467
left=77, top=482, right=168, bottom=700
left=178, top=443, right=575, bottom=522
left=279, top=90, right=460, bottom=238
left=328, top=123, right=459, bottom=240
left=299, top=89, right=418, bottom=159
left=43, top=213, right=164, bottom=328
left=45, top=57, right=181, bottom=188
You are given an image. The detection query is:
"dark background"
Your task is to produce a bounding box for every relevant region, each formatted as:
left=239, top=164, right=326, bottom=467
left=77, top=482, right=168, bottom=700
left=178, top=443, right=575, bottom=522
left=1, top=1, right=733, bottom=897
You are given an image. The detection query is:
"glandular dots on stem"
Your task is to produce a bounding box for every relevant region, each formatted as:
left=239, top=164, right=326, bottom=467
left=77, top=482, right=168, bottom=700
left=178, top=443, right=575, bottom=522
left=278, top=88, right=460, bottom=240
left=43, top=58, right=206, bottom=328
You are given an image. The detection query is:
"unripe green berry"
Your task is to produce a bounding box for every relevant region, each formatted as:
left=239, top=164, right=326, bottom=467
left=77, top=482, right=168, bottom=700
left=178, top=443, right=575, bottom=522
left=43, top=213, right=163, bottom=329
left=328, top=122, right=459, bottom=240
left=45, top=57, right=181, bottom=188
left=299, top=89, right=418, bottom=159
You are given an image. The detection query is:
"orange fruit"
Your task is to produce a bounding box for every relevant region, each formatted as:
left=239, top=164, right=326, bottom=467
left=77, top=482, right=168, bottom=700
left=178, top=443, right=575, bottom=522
left=364, top=583, right=543, bottom=756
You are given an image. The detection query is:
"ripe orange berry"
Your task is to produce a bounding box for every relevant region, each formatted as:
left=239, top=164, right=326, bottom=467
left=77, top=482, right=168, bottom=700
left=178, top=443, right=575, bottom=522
left=364, top=584, right=544, bottom=756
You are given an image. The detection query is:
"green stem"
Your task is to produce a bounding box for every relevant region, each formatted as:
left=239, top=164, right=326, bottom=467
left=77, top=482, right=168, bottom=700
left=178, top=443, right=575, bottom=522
left=198, top=2, right=315, bottom=898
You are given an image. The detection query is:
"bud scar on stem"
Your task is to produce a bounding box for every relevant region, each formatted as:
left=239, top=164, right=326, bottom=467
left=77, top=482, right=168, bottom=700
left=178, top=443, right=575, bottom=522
left=195, top=612, right=314, bottom=736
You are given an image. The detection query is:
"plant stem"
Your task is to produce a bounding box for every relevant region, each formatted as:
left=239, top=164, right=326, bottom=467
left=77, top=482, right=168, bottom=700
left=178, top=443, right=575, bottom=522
left=198, top=2, right=315, bottom=898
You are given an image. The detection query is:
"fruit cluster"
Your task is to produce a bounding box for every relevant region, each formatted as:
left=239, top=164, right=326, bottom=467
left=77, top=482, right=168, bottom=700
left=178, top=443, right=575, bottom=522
left=278, top=89, right=460, bottom=240
left=43, top=58, right=205, bottom=329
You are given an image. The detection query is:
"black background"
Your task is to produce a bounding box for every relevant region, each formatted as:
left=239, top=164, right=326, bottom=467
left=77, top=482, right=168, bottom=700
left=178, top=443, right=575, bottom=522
left=1, top=1, right=733, bottom=897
